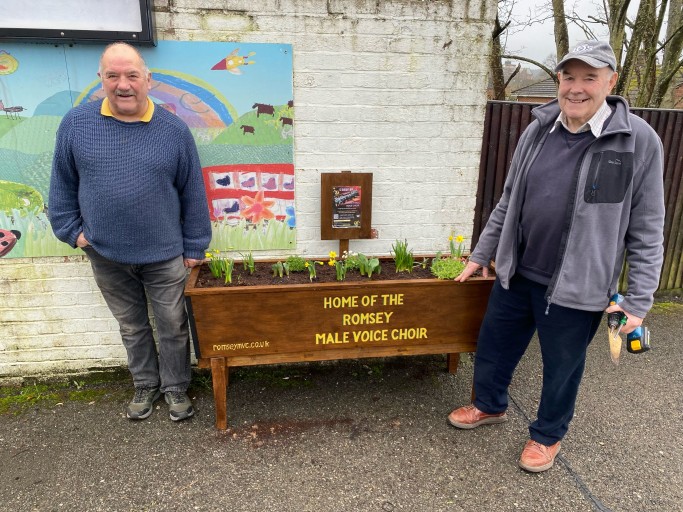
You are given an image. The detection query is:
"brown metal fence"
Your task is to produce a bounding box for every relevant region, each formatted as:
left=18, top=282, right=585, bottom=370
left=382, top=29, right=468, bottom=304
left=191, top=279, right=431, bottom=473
left=473, top=100, right=683, bottom=295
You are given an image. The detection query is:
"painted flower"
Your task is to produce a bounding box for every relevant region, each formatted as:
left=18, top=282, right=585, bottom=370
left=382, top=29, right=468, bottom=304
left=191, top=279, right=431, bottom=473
left=241, top=191, right=276, bottom=224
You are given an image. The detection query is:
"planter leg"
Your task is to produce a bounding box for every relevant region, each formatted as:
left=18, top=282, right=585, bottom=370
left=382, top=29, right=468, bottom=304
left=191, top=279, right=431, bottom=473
left=447, top=353, right=460, bottom=374
left=210, top=357, right=228, bottom=430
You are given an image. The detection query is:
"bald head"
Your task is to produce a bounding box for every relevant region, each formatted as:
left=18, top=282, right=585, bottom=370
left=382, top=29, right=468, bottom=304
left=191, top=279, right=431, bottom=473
left=99, top=42, right=148, bottom=75
left=98, top=42, right=151, bottom=122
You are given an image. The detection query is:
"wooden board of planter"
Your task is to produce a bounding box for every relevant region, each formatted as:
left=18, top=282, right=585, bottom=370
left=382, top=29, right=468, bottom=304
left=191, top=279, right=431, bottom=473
left=185, top=269, right=494, bottom=429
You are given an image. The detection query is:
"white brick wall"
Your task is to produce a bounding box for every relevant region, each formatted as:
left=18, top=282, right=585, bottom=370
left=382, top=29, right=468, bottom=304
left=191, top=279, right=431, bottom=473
left=0, top=0, right=496, bottom=381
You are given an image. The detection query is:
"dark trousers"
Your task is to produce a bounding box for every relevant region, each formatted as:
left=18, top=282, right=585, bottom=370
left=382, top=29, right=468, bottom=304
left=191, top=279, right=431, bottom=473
left=84, top=247, right=191, bottom=393
left=472, top=275, right=603, bottom=445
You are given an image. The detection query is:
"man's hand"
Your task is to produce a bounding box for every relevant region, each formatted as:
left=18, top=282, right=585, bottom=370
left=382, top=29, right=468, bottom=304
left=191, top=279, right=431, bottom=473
left=605, top=303, right=643, bottom=334
left=454, top=261, right=488, bottom=282
left=184, top=258, right=203, bottom=268
left=76, top=232, right=90, bottom=248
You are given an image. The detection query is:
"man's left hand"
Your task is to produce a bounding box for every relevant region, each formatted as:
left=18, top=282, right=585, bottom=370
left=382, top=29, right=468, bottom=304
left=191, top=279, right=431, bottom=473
left=605, top=304, right=643, bottom=335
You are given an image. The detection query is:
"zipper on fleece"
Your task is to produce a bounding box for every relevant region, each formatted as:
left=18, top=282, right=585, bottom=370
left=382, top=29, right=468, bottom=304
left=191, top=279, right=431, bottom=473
left=544, top=140, right=598, bottom=315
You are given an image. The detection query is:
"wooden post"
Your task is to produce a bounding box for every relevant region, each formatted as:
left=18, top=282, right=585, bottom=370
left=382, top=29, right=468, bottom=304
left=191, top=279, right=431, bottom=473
left=339, top=239, right=349, bottom=258
left=210, top=357, right=228, bottom=430
left=447, top=353, right=460, bottom=374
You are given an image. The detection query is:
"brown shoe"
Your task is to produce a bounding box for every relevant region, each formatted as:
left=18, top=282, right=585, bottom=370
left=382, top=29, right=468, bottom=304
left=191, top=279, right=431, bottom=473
left=518, top=440, right=561, bottom=473
left=447, top=404, right=507, bottom=429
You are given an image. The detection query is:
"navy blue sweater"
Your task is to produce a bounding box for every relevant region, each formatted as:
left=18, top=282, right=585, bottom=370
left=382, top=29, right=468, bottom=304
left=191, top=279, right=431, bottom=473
left=49, top=100, right=212, bottom=264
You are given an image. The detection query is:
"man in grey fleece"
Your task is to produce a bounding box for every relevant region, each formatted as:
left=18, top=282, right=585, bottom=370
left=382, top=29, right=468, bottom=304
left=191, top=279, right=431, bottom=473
left=448, top=41, right=665, bottom=472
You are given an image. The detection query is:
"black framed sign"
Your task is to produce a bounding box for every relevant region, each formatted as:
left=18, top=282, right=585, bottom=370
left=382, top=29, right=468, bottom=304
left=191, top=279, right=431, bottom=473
left=321, top=172, right=373, bottom=240
left=0, top=0, right=156, bottom=46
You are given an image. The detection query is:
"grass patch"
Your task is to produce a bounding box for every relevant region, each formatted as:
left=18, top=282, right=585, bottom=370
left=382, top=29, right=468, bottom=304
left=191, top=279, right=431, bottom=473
left=0, top=384, right=60, bottom=414
left=0, top=369, right=131, bottom=415
left=651, top=301, right=683, bottom=314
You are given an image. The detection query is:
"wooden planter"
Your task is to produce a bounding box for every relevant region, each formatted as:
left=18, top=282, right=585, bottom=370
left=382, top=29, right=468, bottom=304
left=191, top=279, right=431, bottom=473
left=184, top=264, right=494, bottom=429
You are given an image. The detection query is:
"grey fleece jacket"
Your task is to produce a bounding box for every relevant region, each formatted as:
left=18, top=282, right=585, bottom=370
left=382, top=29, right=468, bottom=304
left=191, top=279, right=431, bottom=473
left=469, top=96, right=665, bottom=318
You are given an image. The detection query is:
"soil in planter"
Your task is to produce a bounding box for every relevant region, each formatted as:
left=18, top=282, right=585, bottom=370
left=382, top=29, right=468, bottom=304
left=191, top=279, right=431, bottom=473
left=195, top=260, right=450, bottom=288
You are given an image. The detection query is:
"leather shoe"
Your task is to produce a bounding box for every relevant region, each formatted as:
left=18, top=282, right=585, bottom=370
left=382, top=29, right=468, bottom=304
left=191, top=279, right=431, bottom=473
left=447, top=404, right=507, bottom=429
left=519, top=440, right=561, bottom=472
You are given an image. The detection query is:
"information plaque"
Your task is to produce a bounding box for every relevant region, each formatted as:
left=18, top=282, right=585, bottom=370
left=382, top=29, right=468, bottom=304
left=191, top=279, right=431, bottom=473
left=321, top=172, right=372, bottom=240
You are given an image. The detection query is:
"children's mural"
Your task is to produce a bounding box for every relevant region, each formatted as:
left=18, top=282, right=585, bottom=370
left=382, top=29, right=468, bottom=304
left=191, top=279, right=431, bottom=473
left=0, top=42, right=295, bottom=258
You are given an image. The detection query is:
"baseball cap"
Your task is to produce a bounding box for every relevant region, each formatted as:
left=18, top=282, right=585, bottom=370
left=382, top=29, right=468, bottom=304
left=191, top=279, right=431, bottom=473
left=555, top=40, right=617, bottom=72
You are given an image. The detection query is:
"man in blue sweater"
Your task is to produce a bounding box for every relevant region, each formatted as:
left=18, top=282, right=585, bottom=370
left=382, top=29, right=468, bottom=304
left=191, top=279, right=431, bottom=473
left=49, top=42, right=212, bottom=422
left=448, top=41, right=665, bottom=471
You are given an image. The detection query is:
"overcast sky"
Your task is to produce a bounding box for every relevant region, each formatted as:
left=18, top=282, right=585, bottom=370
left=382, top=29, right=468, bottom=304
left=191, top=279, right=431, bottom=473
left=504, top=0, right=613, bottom=65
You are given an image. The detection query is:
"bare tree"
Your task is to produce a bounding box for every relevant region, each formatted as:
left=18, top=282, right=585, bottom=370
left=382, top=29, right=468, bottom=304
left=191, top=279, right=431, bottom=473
left=650, top=0, right=683, bottom=106
left=493, top=0, right=683, bottom=108
left=491, top=14, right=511, bottom=100
left=552, top=0, right=569, bottom=59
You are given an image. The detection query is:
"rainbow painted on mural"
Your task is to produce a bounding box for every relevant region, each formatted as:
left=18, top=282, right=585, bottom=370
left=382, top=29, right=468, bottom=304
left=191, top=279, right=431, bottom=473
left=74, top=69, right=238, bottom=128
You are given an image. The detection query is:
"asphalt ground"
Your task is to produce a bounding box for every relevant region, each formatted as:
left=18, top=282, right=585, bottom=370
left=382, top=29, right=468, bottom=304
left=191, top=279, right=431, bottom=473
left=1, top=301, right=681, bottom=512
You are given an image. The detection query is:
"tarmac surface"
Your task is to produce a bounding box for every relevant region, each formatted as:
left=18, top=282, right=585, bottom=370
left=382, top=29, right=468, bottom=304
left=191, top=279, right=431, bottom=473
left=1, top=301, right=681, bottom=512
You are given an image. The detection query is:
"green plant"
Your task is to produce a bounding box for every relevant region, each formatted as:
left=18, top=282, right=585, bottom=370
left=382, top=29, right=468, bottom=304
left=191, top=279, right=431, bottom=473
left=334, top=260, right=347, bottom=281
left=240, top=251, right=256, bottom=274
left=285, top=255, right=307, bottom=272
left=357, top=253, right=381, bottom=279
left=272, top=261, right=290, bottom=278
left=431, top=256, right=466, bottom=280
left=223, top=258, right=235, bottom=284
left=205, top=249, right=223, bottom=278
left=391, top=239, right=414, bottom=272
left=305, top=260, right=322, bottom=282
left=341, top=251, right=361, bottom=271
left=449, top=234, right=465, bottom=259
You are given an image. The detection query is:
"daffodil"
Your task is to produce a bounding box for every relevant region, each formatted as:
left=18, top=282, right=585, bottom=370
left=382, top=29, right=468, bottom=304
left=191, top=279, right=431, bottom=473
left=456, top=235, right=464, bottom=244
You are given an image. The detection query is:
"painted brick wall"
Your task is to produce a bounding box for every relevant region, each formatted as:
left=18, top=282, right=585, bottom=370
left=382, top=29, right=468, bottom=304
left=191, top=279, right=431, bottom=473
left=0, top=0, right=496, bottom=381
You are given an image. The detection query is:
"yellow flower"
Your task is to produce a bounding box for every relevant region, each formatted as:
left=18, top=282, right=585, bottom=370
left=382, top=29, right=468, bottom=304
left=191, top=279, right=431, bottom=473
left=448, top=235, right=453, bottom=241
left=456, top=235, right=464, bottom=243
left=328, top=260, right=335, bottom=266
left=304, top=262, right=310, bottom=268
left=329, top=251, right=337, bottom=258
left=205, top=252, right=213, bottom=259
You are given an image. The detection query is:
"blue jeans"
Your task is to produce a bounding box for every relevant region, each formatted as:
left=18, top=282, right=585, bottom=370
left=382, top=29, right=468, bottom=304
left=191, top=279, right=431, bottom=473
left=84, top=248, right=191, bottom=393
left=472, top=275, right=603, bottom=445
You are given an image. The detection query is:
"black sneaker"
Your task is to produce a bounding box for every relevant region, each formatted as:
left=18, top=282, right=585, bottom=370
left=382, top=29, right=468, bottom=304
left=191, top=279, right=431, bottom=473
left=164, top=391, right=194, bottom=421
left=126, top=387, right=160, bottom=420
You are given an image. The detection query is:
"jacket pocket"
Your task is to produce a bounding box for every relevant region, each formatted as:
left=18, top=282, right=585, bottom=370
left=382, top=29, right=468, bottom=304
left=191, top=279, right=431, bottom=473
left=584, top=150, right=633, bottom=204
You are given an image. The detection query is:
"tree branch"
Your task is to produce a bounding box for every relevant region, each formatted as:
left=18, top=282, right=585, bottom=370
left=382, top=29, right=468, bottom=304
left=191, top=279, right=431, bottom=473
left=501, top=54, right=557, bottom=81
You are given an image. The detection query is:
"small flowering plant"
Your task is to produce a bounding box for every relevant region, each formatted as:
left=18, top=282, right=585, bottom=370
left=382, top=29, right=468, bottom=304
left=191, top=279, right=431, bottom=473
left=449, top=233, right=465, bottom=259
left=205, top=249, right=222, bottom=278
left=432, top=233, right=466, bottom=279
left=304, top=260, right=323, bottom=282
left=204, top=249, right=236, bottom=283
